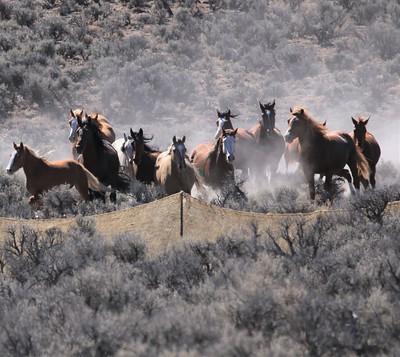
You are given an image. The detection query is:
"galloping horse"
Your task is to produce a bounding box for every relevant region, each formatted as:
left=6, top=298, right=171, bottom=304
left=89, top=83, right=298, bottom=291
left=130, top=128, right=161, bottom=184
left=248, top=100, right=285, bottom=181
left=155, top=136, right=199, bottom=194
left=350, top=116, right=381, bottom=188
left=191, top=128, right=238, bottom=188
left=68, top=109, right=115, bottom=158
left=284, top=120, right=327, bottom=172
left=284, top=107, right=370, bottom=199
left=214, top=109, right=255, bottom=174
left=6, top=142, right=107, bottom=205
left=112, top=129, right=137, bottom=180
left=75, top=116, right=130, bottom=201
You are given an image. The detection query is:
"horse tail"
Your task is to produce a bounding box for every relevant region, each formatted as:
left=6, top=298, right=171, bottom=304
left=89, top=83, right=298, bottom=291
left=355, top=145, right=370, bottom=180
left=83, top=167, right=109, bottom=192
left=112, top=173, right=131, bottom=192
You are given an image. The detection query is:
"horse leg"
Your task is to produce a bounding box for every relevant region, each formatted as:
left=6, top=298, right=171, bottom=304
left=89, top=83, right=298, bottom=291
left=110, top=191, right=117, bottom=203
left=370, top=164, right=376, bottom=189
left=304, top=171, right=315, bottom=200
left=76, top=180, right=90, bottom=201
left=323, top=173, right=332, bottom=192
left=348, top=158, right=361, bottom=192
left=336, top=168, right=354, bottom=194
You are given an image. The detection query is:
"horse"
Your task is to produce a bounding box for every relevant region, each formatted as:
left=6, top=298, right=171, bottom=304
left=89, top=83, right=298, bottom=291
left=247, top=100, right=285, bottom=181
left=6, top=142, right=107, bottom=205
left=284, top=120, right=327, bottom=172
left=190, top=128, right=238, bottom=188
left=112, top=129, right=137, bottom=180
left=155, top=136, right=200, bottom=195
left=75, top=116, right=130, bottom=201
left=214, top=109, right=256, bottom=175
left=350, top=116, right=381, bottom=188
left=68, top=109, right=115, bottom=159
left=130, top=128, right=161, bottom=184
left=284, top=107, right=370, bottom=200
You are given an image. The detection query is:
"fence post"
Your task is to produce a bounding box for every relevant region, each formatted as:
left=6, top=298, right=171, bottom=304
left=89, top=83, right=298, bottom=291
left=180, top=191, right=184, bottom=237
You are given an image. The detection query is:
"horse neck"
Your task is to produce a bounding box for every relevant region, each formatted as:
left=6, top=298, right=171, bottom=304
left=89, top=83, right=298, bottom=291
left=23, top=149, right=46, bottom=178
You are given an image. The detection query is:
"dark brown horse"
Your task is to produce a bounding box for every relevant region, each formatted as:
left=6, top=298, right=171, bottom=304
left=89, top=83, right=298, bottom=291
left=248, top=100, right=285, bottom=181
left=284, top=120, right=327, bottom=172
left=350, top=116, right=381, bottom=188
left=130, top=128, right=161, bottom=184
left=6, top=142, right=107, bottom=205
left=75, top=116, right=130, bottom=201
left=284, top=107, right=370, bottom=199
left=214, top=109, right=255, bottom=174
left=191, top=128, right=238, bottom=188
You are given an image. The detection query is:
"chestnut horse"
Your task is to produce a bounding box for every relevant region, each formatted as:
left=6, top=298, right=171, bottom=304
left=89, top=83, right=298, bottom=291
left=214, top=109, right=255, bottom=174
left=248, top=100, right=285, bottom=181
left=68, top=109, right=115, bottom=159
left=284, top=120, right=327, bottom=172
left=130, top=128, right=161, bottom=184
left=155, top=136, right=200, bottom=194
left=350, top=116, right=381, bottom=188
left=6, top=142, right=107, bottom=205
left=284, top=107, right=370, bottom=199
left=75, top=116, right=130, bottom=201
left=191, top=128, right=238, bottom=188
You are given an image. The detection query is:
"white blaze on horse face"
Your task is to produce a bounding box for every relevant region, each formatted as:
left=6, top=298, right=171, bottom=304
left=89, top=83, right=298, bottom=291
left=124, top=140, right=135, bottom=164
left=214, top=118, right=226, bottom=140
left=69, top=118, right=79, bottom=143
left=6, top=151, right=17, bottom=174
left=223, top=135, right=236, bottom=162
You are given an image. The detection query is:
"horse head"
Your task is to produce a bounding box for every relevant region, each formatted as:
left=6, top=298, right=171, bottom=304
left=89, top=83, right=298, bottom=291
left=352, top=116, right=370, bottom=148
left=221, top=128, right=238, bottom=163
left=215, top=109, right=237, bottom=139
left=259, top=100, right=276, bottom=133
left=74, top=115, right=92, bottom=154
left=172, top=135, right=187, bottom=169
left=120, top=131, right=136, bottom=165
left=6, top=142, right=26, bottom=174
left=68, top=109, right=84, bottom=143
left=284, top=107, right=305, bottom=143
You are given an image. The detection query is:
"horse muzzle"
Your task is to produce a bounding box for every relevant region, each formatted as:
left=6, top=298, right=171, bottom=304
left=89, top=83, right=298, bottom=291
left=6, top=168, right=14, bottom=175
left=284, top=133, right=294, bottom=143
left=227, top=155, right=235, bottom=163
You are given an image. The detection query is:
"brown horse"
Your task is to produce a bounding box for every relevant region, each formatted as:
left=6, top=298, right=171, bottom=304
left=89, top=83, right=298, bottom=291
left=350, top=116, right=381, bottom=188
left=284, top=120, right=327, bottom=172
left=130, top=128, right=161, bottom=184
left=155, top=136, right=200, bottom=194
left=248, top=100, right=285, bottom=181
left=191, top=128, right=238, bottom=188
left=68, top=109, right=115, bottom=158
left=6, top=142, right=107, bottom=205
left=214, top=109, right=255, bottom=174
left=284, top=107, right=370, bottom=199
left=75, top=116, right=130, bottom=201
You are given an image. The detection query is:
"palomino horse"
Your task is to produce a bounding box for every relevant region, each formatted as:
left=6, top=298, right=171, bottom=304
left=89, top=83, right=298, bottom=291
left=68, top=109, right=115, bottom=158
left=130, top=128, right=161, bottom=184
left=191, top=128, right=238, bottom=188
left=214, top=109, right=255, bottom=175
left=112, top=129, right=137, bottom=180
left=75, top=116, right=130, bottom=201
left=284, top=107, right=370, bottom=199
left=6, top=142, right=107, bottom=205
left=247, top=100, right=285, bottom=181
left=350, top=116, right=381, bottom=188
left=155, top=136, right=200, bottom=194
left=284, top=120, right=327, bottom=172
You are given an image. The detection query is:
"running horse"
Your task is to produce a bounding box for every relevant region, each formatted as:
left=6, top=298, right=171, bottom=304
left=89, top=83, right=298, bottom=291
left=190, top=128, right=238, bottom=188
left=350, top=116, right=381, bottom=188
left=75, top=116, right=130, bottom=201
left=112, top=129, right=137, bottom=181
left=68, top=109, right=115, bottom=159
left=6, top=142, right=107, bottom=205
left=130, top=128, right=161, bottom=184
left=284, top=107, right=370, bottom=199
left=155, top=136, right=200, bottom=195
left=248, top=100, right=285, bottom=181
left=214, top=109, right=255, bottom=176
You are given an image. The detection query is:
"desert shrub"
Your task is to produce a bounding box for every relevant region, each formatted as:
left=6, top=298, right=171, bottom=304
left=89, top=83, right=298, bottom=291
left=13, top=7, right=37, bottom=27
left=0, top=0, right=12, bottom=20
left=368, top=21, right=400, bottom=60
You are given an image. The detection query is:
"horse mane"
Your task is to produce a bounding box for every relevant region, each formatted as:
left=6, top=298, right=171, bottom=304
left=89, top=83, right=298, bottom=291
left=143, top=142, right=159, bottom=153
left=85, top=119, right=110, bottom=152
left=207, top=137, right=222, bottom=164
left=293, top=107, right=328, bottom=136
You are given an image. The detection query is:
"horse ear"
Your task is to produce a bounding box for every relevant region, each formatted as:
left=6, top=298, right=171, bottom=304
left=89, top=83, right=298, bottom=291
left=290, top=107, right=293, bottom=114
left=130, top=128, right=134, bottom=138
left=217, top=110, right=221, bottom=117
left=322, top=120, right=327, bottom=126
left=300, top=108, right=304, bottom=114
left=70, top=109, right=75, bottom=118
left=138, top=128, right=143, bottom=138
left=172, top=136, right=177, bottom=144
left=13, top=142, right=18, bottom=150
left=93, top=113, right=98, bottom=120
left=124, top=133, right=128, bottom=142
left=182, top=136, right=186, bottom=143
left=364, top=116, right=370, bottom=125
left=228, top=109, right=231, bottom=116
left=19, top=142, right=24, bottom=149
left=351, top=117, right=357, bottom=126
left=79, top=110, right=83, bottom=117
left=272, top=99, right=275, bottom=108
left=233, top=128, right=238, bottom=136
left=259, top=101, right=264, bottom=112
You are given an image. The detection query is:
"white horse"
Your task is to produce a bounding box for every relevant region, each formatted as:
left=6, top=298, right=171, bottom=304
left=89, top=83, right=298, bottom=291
left=112, top=129, right=137, bottom=180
